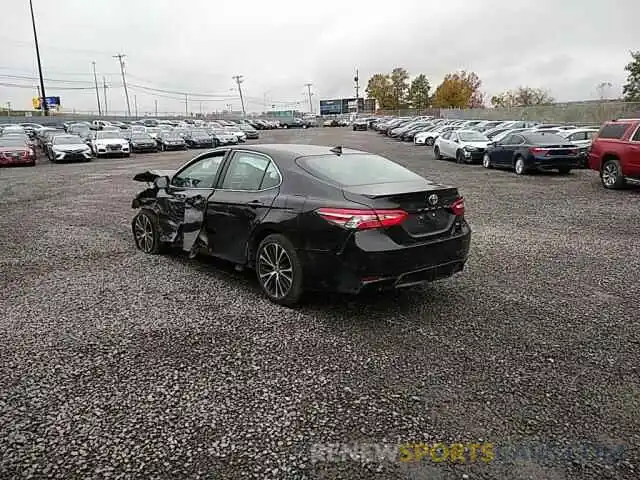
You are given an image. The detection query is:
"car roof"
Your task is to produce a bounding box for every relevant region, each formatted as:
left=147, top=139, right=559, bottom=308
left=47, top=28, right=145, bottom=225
left=227, top=144, right=366, bottom=164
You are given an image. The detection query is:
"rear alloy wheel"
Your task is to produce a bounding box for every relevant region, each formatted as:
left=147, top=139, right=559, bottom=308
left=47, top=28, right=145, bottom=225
left=426, top=137, right=435, bottom=146
left=456, top=150, right=465, bottom=164
left=514, top=156, right=527, bottom=175
left=601, top=159, right=625, bottom=189
left=434, top=146, right=442, bottom=160
left=256, top=234, right=303, bottom=306
left=132, top=210, right=164, bottom=254
left=482, top=153, right=492, bottom=169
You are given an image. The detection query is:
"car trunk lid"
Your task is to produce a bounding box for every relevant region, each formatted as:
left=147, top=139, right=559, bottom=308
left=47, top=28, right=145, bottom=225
left=342, top=181, right=461, bottom=243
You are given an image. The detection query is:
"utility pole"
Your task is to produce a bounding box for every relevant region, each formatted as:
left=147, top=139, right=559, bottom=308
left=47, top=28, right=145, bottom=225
left=184, top=94, right=188, bottom=117
left=92, top=61, right=102, bottom=115
left=305, top=83, right=313, bottom=114
left=154, top=99, right=158, bottom=117
left=6, top=102, right=11, bottom=117
left=232, top=75, right=246, bottom=117
left=354, top=69, right=359, bottom=115
left=29, top=0, right=48, bottom=116
left=134, top=94, right=138, bottom=118
left=102, top=77, right=108, bottom=115
left=113, top=53, right=131, bottom=117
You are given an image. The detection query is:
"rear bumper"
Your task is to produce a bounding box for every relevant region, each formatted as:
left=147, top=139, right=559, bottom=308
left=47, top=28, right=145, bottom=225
left=131, top=145, right=158, bottom=152
left=0, top=157, right=35, bottom=166
left=530, top=156, right=580, bottom=170
left=298, top=227, right=471, bottom=294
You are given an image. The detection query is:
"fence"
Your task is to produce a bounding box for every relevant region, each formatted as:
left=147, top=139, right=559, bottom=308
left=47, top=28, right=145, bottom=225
left=377, top=101, right=640, bottom=125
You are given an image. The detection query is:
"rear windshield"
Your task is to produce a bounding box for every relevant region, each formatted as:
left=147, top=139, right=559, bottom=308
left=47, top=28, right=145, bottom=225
left=523, top=133, right=567, bottom=144
left=598, top=123, right=630, bottom=140
left=297, top=153, right=424, bottom=187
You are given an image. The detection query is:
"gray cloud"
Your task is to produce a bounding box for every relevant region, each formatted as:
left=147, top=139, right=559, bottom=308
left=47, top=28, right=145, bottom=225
left=0, top=0, right=637, bottom=114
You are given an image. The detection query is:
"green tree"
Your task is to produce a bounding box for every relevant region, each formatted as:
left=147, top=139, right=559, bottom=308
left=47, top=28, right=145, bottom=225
left=622, top=50, right=640, bottom=102
left=390, top=67, right=410, bottom=109
left=408, top=74, right=431, bottom=109
left=366, top=73, right=393, bottom=109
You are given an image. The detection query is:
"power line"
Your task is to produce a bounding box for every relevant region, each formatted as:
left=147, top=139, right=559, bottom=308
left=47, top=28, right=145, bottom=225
left=113, top=53, right=131, bottom=117
left=29, top=0, right=48, bottom=116
left=232, top=75, right=246, bottom=117
left=305, top=83, right=313, bottom=113
left=92, top=62, right=102, bottom=115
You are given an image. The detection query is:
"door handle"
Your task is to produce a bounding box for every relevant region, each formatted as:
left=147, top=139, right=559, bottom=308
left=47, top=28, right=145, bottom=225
left=248, top=200, right=264, bottom=208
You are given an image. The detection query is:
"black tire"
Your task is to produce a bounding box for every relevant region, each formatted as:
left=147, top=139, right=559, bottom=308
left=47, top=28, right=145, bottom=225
left=434, top=146, right=442, bottom=160
left=558, top=167, right=571, bottom=174
left=282, top=124, right=288, bottom=129
left=456, top=150, right=465, bottom=164
left=161, top=144, right=166, bottom=152
left=600, top=159, right=625, bottom=189
left=255, top=233, right=303, bottom=306
left=514, top=156, right=527, bottom=175
left=482, top=153, right=492, bottom=169
left=213, top=138, right=219, bottom=148
left=132, top=209, right=165, bottom=254
left=426, top=137, right=435, bottom=146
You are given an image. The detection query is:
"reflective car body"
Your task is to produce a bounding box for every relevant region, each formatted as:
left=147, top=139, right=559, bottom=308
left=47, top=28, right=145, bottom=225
left=131, top=144, right=470, bottom=305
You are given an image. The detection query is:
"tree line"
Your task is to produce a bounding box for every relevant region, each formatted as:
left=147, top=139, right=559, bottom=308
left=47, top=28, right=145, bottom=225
left=365, top=68, right=553, bottom=110
left=365, top=52, right=640, bottom=110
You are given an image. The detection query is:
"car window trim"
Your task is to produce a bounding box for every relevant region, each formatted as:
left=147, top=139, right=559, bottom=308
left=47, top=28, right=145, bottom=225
left=170, top=149, right=230, bottom=190
left=629, top=124, right=640, bottom=143
left=216, top=150, right=282, bottom=193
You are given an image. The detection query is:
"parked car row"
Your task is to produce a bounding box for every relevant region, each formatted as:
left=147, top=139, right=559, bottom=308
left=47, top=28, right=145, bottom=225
left=356, top=116, right=640, bottom=188
left=0, top=118, right=265, bottom=166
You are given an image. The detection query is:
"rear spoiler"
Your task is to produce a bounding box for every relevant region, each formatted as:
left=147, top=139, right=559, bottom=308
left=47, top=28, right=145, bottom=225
left=133, top=169, right=175, bottom=183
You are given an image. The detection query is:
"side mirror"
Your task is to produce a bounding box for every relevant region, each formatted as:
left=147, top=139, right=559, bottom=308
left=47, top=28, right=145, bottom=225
left=154, top=176, right=169, bottom=189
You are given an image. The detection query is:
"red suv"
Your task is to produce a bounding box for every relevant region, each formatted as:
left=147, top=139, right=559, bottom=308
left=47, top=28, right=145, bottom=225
left=589, top=119, right=640, bottom=189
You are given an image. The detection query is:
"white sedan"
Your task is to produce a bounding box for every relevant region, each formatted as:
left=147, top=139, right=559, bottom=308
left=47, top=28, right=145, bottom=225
left=434, top=130, right=490, bottom=164
left=91, top=130, right=130, bottom=157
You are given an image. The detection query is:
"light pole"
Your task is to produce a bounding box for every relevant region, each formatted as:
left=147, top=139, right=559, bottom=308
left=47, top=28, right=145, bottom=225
left=29, top=0, right=48, bottom=116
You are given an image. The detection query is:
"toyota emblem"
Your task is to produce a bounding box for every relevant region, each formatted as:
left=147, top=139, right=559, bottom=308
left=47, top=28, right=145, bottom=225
left=428, top=194, right=439, bottom=206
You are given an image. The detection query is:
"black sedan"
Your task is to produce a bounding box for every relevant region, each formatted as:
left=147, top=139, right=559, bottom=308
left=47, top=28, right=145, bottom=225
left=482, top=132, right=581, bottom=175
left=131, top=144, right=471, bottom=305
left=184, top=129, right=215, bottom=148
left=156, top=132, right=187, bottom=151
left=130, top=133, right=158, bottom=153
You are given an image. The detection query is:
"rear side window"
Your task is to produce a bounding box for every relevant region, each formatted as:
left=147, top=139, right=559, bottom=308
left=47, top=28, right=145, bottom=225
left=598, top=123, right=630, bottom=140
left=631, top=126, right=640, bottom=142
left=297, top=153, right=424, bottom=187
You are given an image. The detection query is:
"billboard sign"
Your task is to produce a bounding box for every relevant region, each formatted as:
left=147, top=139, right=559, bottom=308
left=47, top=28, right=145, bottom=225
left=32, top=96, right=61, bottom=110
left=320, top=98, right=373, bottom=115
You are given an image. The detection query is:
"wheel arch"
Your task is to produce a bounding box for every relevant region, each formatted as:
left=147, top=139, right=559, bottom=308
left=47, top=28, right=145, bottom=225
left=600, top=152, right=620, bottom=171
left=247, top=225, right=284, bottom=267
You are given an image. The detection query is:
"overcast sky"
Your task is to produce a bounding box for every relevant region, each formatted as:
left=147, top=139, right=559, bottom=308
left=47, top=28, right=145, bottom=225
left=0, top=0, right=638, bottom=115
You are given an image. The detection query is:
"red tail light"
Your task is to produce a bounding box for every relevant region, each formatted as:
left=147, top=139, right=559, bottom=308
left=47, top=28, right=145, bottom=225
left=529, top=147, right=549, bottom=155
left=449, top=197, right=465, bottom=217
left=21, top=150, right=30, bottom=160
left=316, top=208, right=408, bottom=230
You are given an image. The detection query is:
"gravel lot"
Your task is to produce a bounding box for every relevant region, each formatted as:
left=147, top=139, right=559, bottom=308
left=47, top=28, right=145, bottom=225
left=1, top=127, right=639, bottom=480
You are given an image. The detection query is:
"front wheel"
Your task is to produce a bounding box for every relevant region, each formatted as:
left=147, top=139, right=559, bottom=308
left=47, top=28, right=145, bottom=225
left=482, top=153, right=492, bottom=169
left=456, top=150, right=465, bottom=164
left=132, top=209, right=165, bottom=254
left=425, top=137, right=435, bottom=146
left=256, top=234, right=303, bottom=306
left=601, top=159, right=625, bottom=189
left=434, top=146, right=442, bottom=160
